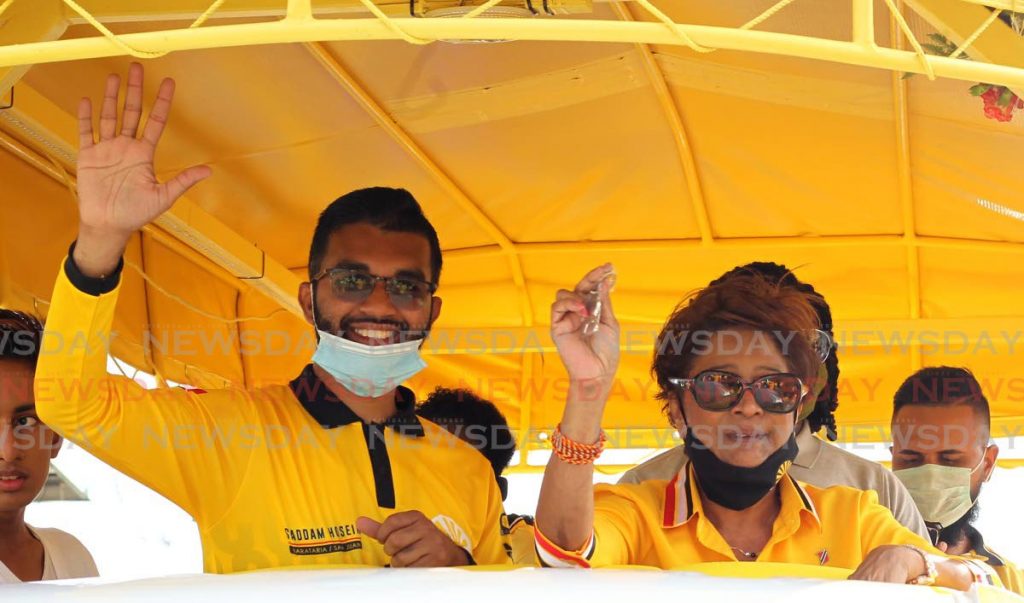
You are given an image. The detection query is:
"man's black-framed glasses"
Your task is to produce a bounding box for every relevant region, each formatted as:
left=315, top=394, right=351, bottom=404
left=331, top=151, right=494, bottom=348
left=312, top=268, right=437, bottom=310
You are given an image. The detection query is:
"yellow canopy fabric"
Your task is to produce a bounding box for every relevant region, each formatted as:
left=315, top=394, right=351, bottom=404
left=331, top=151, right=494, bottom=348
left=2, top=1, right=1024, bottom=468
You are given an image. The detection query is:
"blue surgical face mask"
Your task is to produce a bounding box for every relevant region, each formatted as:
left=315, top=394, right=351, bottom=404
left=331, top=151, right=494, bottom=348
left=309, top=290, right=429, bottom=398
left=312, top=329, right=426, bottom=398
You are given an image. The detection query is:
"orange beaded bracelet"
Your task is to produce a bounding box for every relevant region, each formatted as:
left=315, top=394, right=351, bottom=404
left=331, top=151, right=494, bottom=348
left=551, top=424, right=607, bottom=465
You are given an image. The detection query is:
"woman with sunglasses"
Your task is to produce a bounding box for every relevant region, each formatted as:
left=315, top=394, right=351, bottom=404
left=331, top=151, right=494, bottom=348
left=533, top=265, right=999, bottom=590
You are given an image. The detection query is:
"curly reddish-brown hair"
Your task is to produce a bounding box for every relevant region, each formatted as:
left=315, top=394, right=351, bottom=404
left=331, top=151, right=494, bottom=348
left=652, top=273, right=822, bottom=410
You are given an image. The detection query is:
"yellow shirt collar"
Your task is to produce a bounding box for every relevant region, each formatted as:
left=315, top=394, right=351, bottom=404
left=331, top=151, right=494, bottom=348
left=661, top=462, right=822, bottom=531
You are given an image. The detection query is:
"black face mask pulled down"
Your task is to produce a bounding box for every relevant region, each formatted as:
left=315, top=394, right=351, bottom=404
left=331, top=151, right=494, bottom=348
left=684, top=430, right=799, bottom=511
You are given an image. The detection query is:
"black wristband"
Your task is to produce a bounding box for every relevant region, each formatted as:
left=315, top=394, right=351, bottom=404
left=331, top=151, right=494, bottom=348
left=64, top=240, right=123, bottom=296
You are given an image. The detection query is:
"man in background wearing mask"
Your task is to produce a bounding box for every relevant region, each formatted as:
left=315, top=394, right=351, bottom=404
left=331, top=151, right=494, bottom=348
left=34, top=63, right=509, bottom=572
left=891, top=366, right=1022, bottom=594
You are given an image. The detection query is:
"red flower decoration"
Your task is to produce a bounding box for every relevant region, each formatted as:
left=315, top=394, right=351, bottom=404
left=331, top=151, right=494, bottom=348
left=977, top=84, right=1021, bottom=122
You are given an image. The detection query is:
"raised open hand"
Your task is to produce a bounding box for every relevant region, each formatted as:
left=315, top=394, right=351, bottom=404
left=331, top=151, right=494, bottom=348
left=74, top=63, right=211, bottom=275
left=74, top=63, right=210, bottom=275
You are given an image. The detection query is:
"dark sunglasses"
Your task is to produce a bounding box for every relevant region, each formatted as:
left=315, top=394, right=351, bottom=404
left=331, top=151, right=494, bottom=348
left=313, top=268, right=437, bottom=310
left=668, top=370, right=807, bottom=414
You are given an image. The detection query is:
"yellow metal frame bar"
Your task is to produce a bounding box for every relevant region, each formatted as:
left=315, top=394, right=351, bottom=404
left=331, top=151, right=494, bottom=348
left=61, top=0, right=1022, bottom=23
left=2, top=12, right=1024, bottom=89
left=853, top=0, right=877, bottom=47
left=612, top=1, right=712, bottom=245
left=505, top=458, right=1024, bottom=474
left=906, top=0, right=1024, bottom=79
left=958, top=0, right=1024, bottom=8
left=890, top=1, right=924, bottom=373
left=514, top=352, right=538, bottom=467
left=303, top=42, right=535, bottom=328
left=63, top=0, right=600, bottom=23
left=0, top=129, right=61, bottom=179
left=993, top=459, right=1024, bottom=468
left=64, top=0, right=364, bottom=22
left=425, top=316, right=1024, bottom=355
left=508, top=423, right=1024, bottom=474
left=287, top=0, right=314, bottom=20
left=0, top=0, right=66, bottom=95
left=442, top=234, right=1024, bottom=263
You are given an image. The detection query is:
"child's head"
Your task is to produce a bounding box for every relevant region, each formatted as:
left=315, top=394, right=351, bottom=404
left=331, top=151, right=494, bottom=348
left=0, top=310, right=61, bottom=514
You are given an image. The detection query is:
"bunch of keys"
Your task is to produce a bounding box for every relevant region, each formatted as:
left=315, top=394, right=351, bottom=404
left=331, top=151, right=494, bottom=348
left=582, top=271, right=616, bottom=336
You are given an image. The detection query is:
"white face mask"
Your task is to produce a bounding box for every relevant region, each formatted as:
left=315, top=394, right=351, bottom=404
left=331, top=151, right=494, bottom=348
left=893, top=457, right=985, bottom=528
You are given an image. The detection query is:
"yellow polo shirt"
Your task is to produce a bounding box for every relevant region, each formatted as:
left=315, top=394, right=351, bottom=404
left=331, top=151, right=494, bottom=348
left=618, top=423, right=929, bottom=539
left=535, top=463, right=968, bottom=573
left=35, top=260, right=510, bottom=573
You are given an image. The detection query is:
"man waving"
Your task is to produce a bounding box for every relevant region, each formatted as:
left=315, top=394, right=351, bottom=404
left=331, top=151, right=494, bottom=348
left=35, top=63, right=509, bottom=573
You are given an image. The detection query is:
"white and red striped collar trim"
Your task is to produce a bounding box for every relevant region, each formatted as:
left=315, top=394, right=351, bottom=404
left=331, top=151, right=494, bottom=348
left=662, top=463, right=697, bottom=528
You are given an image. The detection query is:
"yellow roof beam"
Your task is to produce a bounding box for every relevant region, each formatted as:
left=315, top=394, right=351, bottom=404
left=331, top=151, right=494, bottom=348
left=441, top=235, right=1024, bottom=262
left=0, top=0, right=67, bottom=95
left=612, top=1, right=713, bottom=245
left=957, top=0, right=1024, bottom=10
left=64, top=0, right=395, bottom=22
left=889, top=1, right=923, bottom=371
left=505, top=458, right=1024, bottom=474
left=2, top=16, right=1024, bottom=88
left=0, top=82, right=304, bottom=318
left=425, top=317, right=1024, bottom=355
left=904, top=0, right=1024, bottom=72
left=63, top=0, right=596, bottom=23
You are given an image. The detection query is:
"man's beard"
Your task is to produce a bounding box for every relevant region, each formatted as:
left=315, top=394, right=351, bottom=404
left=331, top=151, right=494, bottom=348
left=935, top=502, right=981, bottom=548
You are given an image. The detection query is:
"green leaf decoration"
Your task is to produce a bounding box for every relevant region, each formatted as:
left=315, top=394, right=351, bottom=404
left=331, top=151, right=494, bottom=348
left=969, top=84, right=992, bottom=96
left=998, top=87, right=1015, bottom=107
